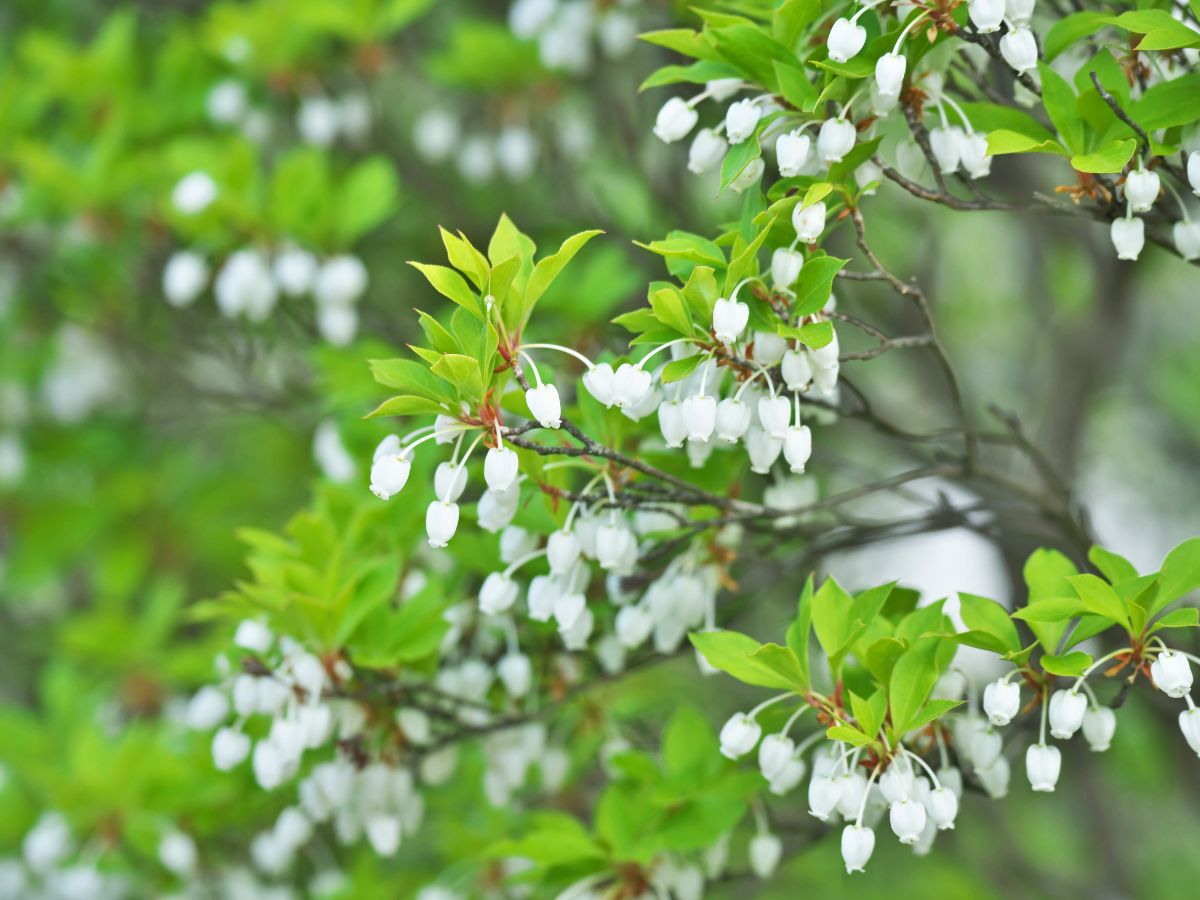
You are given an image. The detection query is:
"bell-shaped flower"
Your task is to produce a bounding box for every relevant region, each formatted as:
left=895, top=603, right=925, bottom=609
left=724, top=99, right=762, bottom=145
left=746, top=427, right=783, bottom=474
left=658, top=399, right=687, bottom=448
left=1174, top=221, right=1200, bottom=261
left=653, top=97, right=698, bottom=143
left=715, top=397, right=752, bottom=442
left=771, top=247, right=804, bottom=289
left=682, top=393, right=717, bottom=442
left=889, top=797, right=926, bottom=845
left=875, top=52, right=906, bottom=98
left=1124, top=168, right=1160, bottom=213
left=841, top=824, right=875, bottom=874
left=434, top=461, right=468, bottom=503
left=749, top=832, right=782, bottom=879
left=1048, top=689, right=1087, bottom=740
left=783, top=425, right=812, bottom=473
left=776, top=130, right=812, bottom=177
left=425, top=500, right=459, bottom=548
left=758, top=733, right=796, bottom=781
left=982, top=678, right=1020, bottom=726
left=817, top=118, right=856, bottom=164
left=484, top=444, right=519, bottom=492
left=719, top=711, right=761, bottom=759
left=1025, top=742, right=1062, bottom=792
left=827, top=17, right=866, bottom=63
left=1179, top=707, right=1200, bottom=756
left=968, top=0, right=1005, bottom=32
left=583, top=362, right=615, bottom=406
left=478, top=572, right=519, bottom=615
left=807, top=773, right=843, bottom=820
left=999, top=27, right=1038, bottom=72
left=1111, top=215, right=1145, bottom=261
left=925, top=785, right=959, bottom=829
left=793, top=201, right=827, bottom=242
left=1151, top=649, right=1193, bottom=698
left=960, top=132, right=992, bottom=179
left=757, top=394, right=790, bottom=438
left=930, top=126, right=965, bottom=174
left=1082, top=706, right=1116, bottom=752
left=712, top=296, right=749, bottom=344
left=498, top=653, right=533, bottom=697
left=612, top=363, right=652, bottom=408
left=688, top=128, right=728, bottom=174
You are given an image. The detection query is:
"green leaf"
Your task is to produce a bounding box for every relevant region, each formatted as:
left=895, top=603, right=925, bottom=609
left=786, top=575, right=814, bottom=687
left=778, top=320, right=833, bottom=349
left=522, top=230, right=603, bottom=322
left=639, top=28, right=720, bottom=61
left=774, top=60, right=817, bottom=109
left=1043, top=11, right=1109, bottom=61
left=1154, top=537, right=1200, bottom=615
left=649, top=287, right=694, bottom=336
left=1106, top=10, right=1200, bottom=51
left=1040, top=651, right=1093, bottom=677
left=1130, top=75, right=1200, bottom=131
left=408, top=262, right=483, bottom=319
left=681, top=265, right=719, bottom=322
left=1088, top=546, right=1139, bottom=584
left=888, top=636, right=943, bottom=733
left=986, top=129, right=1066, bottom=156
left=792, top=256, right=847, bottom=317
left=720, top=133, right=762, bottom=194
left=1071, top=139, right=1137, bottom=174
left=904, top=698, right=964, bottom=733
left=1012, top=596, right=1090, bottom=622
left=660, top=354, right=705, bottom=385
left=958, top=592, right=1022, bottom=655
left=748, top=643, right=809, bottom=692
left=689, top=631, right=804, bottom=691
left=368, top=358, right=457, bottom=404
left=430, top=353, right=485, bottom=403
left=635, top=232, right=725, bottom=269
left=863, top=637, right=905, bottom=684
left=723, top=217, right=775, bottom=294
left=811, top=577, right=855, bottom=662
left=662, top=705, right=720, bottom=779
left=849, top=690, right=887, bottom=739
left=1038, top=62, right=1086, bottom=154
left=439, top=227, right=490, bottom=290
left=1150, top=608, right=1200, bottom=632
left=1023, top=548, right=1080, bottom=653
left=1068, top=574, right=1131, bottom=630
left=826, top=724, right=875, bottom=746
left=365, top=395, right=449, bottom=418
left=335, top=156, right=398, bottom=244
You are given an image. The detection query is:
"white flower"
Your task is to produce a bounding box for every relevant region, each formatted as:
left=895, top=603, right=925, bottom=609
left=207, top=79, right=247, bottom=124
left=614, top=364, right=652, bottom=410
left=215, top=250, right=277, bottom=320
left=968, top=0, right=1006, bottom=32
left=1175, top=221, right=1200, bottom=261
left=879, top=763, right=914, bottom=804
left=976, top=754, right=1010, bottom=798
left=1006, top=0, right=1036, bottom=26
left=712, top=296, right=749, bottom=344
left=758, top=733, right=796, bottom=781
left=724, top=99, right=762, bottom=145
left=425, top=500, right=460, bottom=548
left=616, top=603, right=654, bottom=647
left=754, top=331, right=787, bottom=367
left=688, top=128, right=728, bottom=174
left=682, top=393, right=717, bottom=442
left=595, top=520, right=635, bottom=570
left=172, top=172, right=217, bottom=215
left=1048, top=689, right=1087, bottom=739
left=478, top=485, right=520, bottom=532
left=1179, top=707, right=1200, bottom=756
left=298, top=96, right=341, bottom=147
left=730, top=157, right=765, bottom=192
left=273, top=246, right=318, bottom=296
left=930, top=126, right=965, bottom=174
left=23, top=814, right=73, bottom=873
left=875, top=52, right=906, bottom=97
left=496, top=126, right=538, bottom=181
left=746, top=426, right=783, bottom=474
left=526, top=383, right=562, bottom=428
left=771, top=248, right=804, bottom=290
left=1111, top=215, right=1145, bottom=261
left=1189, top=150, right=1200, bottom=196
left=413, top=109, right=460, bottom=163
left=434, top=461, right=468, bottom=503
left=365, top=814, right=402, bottom=856
left=776, top=130, right=812, bottom=177
left=509, top=0, right=556, bottom=38
left=999, top=27, right=1038, bottom=73
left=186, top=686, right=230, bottom=730
left=982, top=678, right=1020, bottom=726
left=960, top=132, right=992, bottom=178
left=925, top=786, right=958, bottom=829
left=162, top=251, right=208, bottom=307
left=715, top=397, right=752, bottom=442
left=498, top=653, right=533, bottom=697
left=817, top=118, right=856, bottom=164
left=1150, top=649, right=1193, bottom=698
left=479, top=572, right=519, bottom=615
left=658, top=399, right=687, bottom=448
left=370, top=443, right=412, bottom=500
left=527, top=575, right=557, bottom=622
left=314, top=255, right=368, bottom=309
left=547, top=529, right=581, bottom=575
left=757, top=394, right=790, bottom=439
left=707, top=77, right=743, bottom=102
left=783, top=425, right=812, bottom=473
left=484, top=445, right=519, bottom=491
left=159, top=830, right=198, bottom=877
left=889, top=797, right=926, bottom=845
left=970, top=726, right=1003, bottom=770
left=718, top=712, right=761, bottom=759
left=1082, top=706, right=1116, bottom=752
left=827, top=17, right=866, bottom=63
left=583, top=362, right=616, bottom=406
left=835, top=770, right=868, bottom=819
left=1124, top=168, right=1160, bottom=213
left=653, top=97, right=699, bottom=143
left=841, top=824, right=875, bottom=873
left=748, top=832, right=782, bottom=879
left=807, top=773, right=843, bottom=820
left=793, top=200, right=827, bottom=242
left=1025, top=742, right=1061, bottom=792
left=768, top=754, right=808, bottom=795
left=234, top=619, right=273, bottom=653
left=781, top=348, right=813, bottom=390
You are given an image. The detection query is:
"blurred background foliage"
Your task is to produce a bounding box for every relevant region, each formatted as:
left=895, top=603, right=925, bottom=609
left=1, top=0, right=1198, bottom=898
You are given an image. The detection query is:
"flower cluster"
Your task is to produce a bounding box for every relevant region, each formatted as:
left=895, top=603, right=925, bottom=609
left=507, top=0, right=639, bottom=75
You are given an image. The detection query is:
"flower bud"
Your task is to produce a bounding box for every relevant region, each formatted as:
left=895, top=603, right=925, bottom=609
left=365, top=814, right=401, bottom=856
left=930, top=126, right=964, bottom=174
left=746, top=427, right=783, bottom=474
left=1048, top=688, right=1087, bottom=739
left=982, top=678, right=1020, bottom=726
left=434, top=461, right=468, bottom=503
left=478, top=572, right=519, bottom=615
left=960, top=132, right=992, bottom=179
left=483, top=445, right=518, bottom=492
left=776, top=131, right=812, bottom=177
left=999, top=27, right=1038, bottom=72
left=583, top=362, right=615, bottom=406
left=654, top=97, right=699, bottom=143
left=793, top=201, right=827, bottom=242
left=807, top=774, right=843, bottom=820
left=1124, top=168, right=1160, bottom=213
left=688, top=128, right=728, bottom=174
left=718, top=712, right=761, bottom=759
left=715, top=397, right=752, bottom=442
left=712, top=296, right=750, bottom=344
left=526, top=383, right=562, bottom=428
left=783, top=425, right=812, bottom=473
left=682, top=393, right=717, bottom=442
left=425, top=500, right=459, bottom=548
left=841, top=824, right=875, bottom=874
left=724, top=99, right=762, bottom=145
left=1111, top=215, right=1145, bottom=261
left=771, top=248, right=805, bottom=289
left=213, top=727, right=251, bottom=770
left=817, top=118, right=856, bottom=164
left=1151, top=649, right=1193, bottom=698
left=781, top=348, right=813, bottom=391
left=163, top=251, right=209, bottom=307
left=1179, top=707, right=1200, bottom=756
left=757, top=395, right=790, bottom=438
left=1025, top=742, right=1061, bottom=792
left=749, top=832, right=782, bottom=879
left=925, top=786, right=959, bottom=829
left=875, top=52, right=906, bottom=98
left=1174, top=221, right=1200, bottom=261
left=498, top=653, right=533, bottom=697
left=729, top=157, right=765, bottom=192
left=827, top=18, right=867, bottom=63
left=612, top=363, right=652, bottom=408
left=889, top=797, right=926, bottom=845
left=968, top=0, right=1005, bottom=32
left=1082, top=706, right=1116, bottom=752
